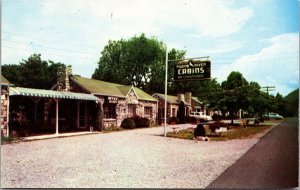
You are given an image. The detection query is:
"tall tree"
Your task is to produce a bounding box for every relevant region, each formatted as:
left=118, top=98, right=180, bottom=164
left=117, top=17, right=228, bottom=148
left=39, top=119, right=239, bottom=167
left=92, top=34, right=186, bottom=94
left=284, top=88, right=299, bottom=116
left=247, top=81, right=269, bottom=117
left=1, top=54, right=66, bottom=89
left=220, top=71, right=249, bottom=124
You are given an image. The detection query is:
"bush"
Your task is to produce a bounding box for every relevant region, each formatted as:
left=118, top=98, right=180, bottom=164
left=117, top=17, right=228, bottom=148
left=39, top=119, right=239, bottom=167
left=212, top=114, right=223, bottom=121
left=133, top=116, right=150, bottom=128
left=194, top=124, right=206, bottom=137
left=185, top=116, right=197, bottom=124
left=121, top=118, right=135, bottom=129
left=209, top=121, right=228, bottom=133
left=168, top=116, right=180, bottom=124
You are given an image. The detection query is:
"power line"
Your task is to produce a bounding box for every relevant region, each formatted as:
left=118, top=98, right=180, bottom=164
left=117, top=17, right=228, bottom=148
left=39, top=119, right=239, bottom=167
left=3, top=31, right=99, bottom=50
left=2, top=45, right=90, bottom=59
left=261, top=86, right=276, bottom=95
left=2, top=38, right=94, bottom=54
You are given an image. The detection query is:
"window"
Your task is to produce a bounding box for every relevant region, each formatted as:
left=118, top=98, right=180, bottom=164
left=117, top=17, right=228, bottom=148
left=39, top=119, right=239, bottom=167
left=144, top=107, right=153, bottom=118
left=172, top=108, right=176, bottom=117
left=128, top=105, right=136, bottom=117
left=104, top=104, right=116, bottom=119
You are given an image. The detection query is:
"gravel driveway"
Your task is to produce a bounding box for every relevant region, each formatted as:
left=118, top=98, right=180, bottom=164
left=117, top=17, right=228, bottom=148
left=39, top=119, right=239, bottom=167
left=1, top=124, right=272, bottom=188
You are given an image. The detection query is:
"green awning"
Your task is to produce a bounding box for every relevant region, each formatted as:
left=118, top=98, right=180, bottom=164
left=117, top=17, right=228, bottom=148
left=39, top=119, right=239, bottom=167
left=9, top=87, right=99, bottom=101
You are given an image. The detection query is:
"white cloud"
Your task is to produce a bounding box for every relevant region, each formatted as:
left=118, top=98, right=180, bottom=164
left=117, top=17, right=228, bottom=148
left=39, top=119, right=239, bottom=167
left=214, top=33, right=299, bottom=95
left=201, top=39, right=242, bottom=54
left=38, top=0, right=253, bottom=38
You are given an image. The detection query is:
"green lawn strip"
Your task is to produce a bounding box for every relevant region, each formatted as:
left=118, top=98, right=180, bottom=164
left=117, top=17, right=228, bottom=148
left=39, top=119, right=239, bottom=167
left=1, top=136, right=24, bottom=145
left=166, top=124, right=273, bottom=141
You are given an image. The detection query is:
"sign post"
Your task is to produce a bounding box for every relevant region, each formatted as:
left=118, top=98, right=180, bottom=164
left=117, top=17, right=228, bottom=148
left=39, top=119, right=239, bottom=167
left=163, top=48, right=210, bottom=137
left=164, top=47, right=168, bottom=137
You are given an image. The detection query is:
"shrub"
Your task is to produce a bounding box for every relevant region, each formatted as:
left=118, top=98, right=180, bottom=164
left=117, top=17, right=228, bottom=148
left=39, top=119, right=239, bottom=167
left=212, top=114, right=223, bottom=121
left=194, top=124, right=206, bottom=137
left=133, top=116, right=150, bottom=128
left=209, top=121, right=228, bottom=133
left=185, top=116, right=197, bottom=124
left=168, top=116, right=180, bottom=124
left=121, top=118, right=135, bottom=129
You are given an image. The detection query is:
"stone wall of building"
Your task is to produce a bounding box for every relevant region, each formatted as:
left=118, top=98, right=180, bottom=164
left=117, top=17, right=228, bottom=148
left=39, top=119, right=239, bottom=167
left=1, top=86, right=9, bottom=136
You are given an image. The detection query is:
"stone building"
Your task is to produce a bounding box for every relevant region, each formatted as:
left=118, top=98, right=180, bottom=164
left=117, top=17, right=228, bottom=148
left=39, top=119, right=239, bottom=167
left=152, top=92, right=206, bottom=121
left=1, top=75, right=11, bottom=136
left=56, top=67, right=158, bottom=129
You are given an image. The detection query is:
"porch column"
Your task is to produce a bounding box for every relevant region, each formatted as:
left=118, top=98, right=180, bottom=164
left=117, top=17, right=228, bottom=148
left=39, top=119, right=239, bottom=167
left=55, top=98, right=59, bottom=135
left=6, top=93, right=9, bottom=137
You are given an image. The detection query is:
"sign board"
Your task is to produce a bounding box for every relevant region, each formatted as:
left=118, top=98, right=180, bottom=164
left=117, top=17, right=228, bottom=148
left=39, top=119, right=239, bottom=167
left=174, top=59, right=211, bottom=81
left=105, top=96, right=118, bottom=104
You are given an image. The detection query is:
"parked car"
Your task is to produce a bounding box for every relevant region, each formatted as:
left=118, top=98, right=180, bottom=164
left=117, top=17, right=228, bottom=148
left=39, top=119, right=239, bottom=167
left=263, top=113, right=284, bottom=120
left=190, top=112, right=213, bottom=121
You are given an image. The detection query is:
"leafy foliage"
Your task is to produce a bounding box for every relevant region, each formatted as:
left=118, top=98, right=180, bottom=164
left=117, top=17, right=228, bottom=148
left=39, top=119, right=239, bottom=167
left=284, top=88, right=299, bottom=116
left=209, top=121, right=228, bottom=133
left=1, top=54, right=66, bottom=89
left=93, top=33, right=186, bottom=94
left=133, top=116, right=150, bottom=128
left=168, top=116, right=180, bottom=124
left=120, top=118, right=136, bottom=129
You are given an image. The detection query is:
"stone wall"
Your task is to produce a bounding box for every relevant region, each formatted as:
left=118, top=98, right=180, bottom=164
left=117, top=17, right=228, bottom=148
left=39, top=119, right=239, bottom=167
left=1, top=86, right=9, bottom=136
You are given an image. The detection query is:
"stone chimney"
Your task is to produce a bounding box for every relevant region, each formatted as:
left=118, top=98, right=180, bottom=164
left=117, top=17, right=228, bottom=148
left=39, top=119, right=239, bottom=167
left=57, top=65, right=72, bottom=92
left=177, top=94, right=185, bottom=103
left=184, top=92, right=192, bottom=105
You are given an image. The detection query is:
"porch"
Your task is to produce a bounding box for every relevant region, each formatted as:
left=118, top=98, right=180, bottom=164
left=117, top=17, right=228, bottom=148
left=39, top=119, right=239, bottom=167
left=7, top=87, right=99, bottom=137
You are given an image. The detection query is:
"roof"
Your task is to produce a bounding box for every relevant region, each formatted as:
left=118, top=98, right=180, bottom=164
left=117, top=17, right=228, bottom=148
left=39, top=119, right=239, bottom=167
left=9, top=87, right=99, bottom=101
left=153, top=93, right=181, bottom=104
left=70, top=76, right=157, bottom=102
left=1, top=75, right=11, bottom=85
left=153, top=93, right=203, bottom=105
left=191, top=97, right=202, bottom=105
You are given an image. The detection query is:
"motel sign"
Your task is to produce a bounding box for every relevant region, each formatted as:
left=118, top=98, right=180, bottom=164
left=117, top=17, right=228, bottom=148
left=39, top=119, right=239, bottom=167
left=174, top=59, right=211, bottom=81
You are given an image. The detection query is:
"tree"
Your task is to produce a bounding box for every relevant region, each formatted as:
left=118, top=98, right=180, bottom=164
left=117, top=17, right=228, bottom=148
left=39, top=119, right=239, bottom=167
left=92, top=34, right=186, bottom=94
left=247, top=82, right=269, bottom=117
left=220, top=71, right=249, bottom=124
left=1, top=64, right=22, bottom=86
left=1, top=54, right=66, bottom=89
left=284, top=88, right=299, bottom=116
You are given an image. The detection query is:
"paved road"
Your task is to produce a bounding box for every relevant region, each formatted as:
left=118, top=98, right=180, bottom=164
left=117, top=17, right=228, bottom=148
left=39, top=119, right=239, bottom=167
left=207, top=118, right=299, bottom=189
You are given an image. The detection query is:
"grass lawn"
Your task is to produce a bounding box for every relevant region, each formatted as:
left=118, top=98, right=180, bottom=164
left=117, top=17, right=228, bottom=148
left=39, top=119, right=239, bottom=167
left=166, top=124, right=274, bottom=141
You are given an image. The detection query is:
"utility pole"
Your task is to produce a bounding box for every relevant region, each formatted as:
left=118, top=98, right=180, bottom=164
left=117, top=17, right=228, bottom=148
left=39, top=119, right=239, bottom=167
left=261, top=86, right=276, bottom=119
left=164, top=46, right=168, bottom=137
left=261, top=86, right=276, bottom=95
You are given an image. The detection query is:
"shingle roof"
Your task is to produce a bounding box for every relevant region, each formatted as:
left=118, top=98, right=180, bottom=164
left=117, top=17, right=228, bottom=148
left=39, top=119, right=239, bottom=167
left=1, top=74, right=11, bottom=85
left=10, top=87, right=99, bottom=101
left=191, top=97, right=202, bottom=105
left=153, top=93, right=180, bottom=104
left=153, top=93, right=203, bottom=105
left=70, top=76, right=157, bottom=102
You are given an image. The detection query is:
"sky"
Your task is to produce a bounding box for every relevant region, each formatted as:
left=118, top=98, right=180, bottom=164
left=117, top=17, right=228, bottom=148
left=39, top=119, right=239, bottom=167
left=2, top=0, right=299, bottom=96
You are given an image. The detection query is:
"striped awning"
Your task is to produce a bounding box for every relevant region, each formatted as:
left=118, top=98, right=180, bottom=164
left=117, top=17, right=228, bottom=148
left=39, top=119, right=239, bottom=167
left=9, top=87, right=99, bottom=101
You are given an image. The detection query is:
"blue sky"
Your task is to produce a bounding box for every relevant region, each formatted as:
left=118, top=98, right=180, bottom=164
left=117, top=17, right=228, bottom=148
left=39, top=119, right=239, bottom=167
left=2, top=0, right=299, bottom=96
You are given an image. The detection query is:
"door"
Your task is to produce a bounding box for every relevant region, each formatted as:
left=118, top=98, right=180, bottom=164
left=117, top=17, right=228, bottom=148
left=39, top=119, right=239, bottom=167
left=78, top=101, right=86, bottom=128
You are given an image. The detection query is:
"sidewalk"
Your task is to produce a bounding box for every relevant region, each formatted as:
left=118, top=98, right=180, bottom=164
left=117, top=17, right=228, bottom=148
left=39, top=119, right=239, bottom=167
left=23, top=131, right=99, bottom=141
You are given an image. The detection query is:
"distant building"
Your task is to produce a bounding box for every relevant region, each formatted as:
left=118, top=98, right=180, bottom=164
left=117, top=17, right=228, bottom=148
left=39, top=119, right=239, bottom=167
left=152, top=92, right=208, bottom=121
